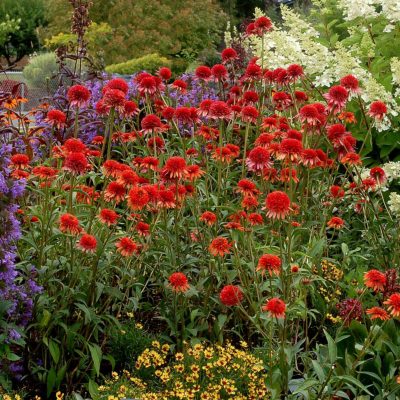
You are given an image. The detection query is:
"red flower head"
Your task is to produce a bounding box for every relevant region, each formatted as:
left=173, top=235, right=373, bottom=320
left=294, top=91, right=308, bottom=102
left=209, top=237, right=232, bottom=257
left=158, top=67, right=172, bottom=81
left=277, top=138, right=303, bottom=162
left=298, top=104, right=319, bottom=126
left=369, top=101, right=387, bottom=120
left=10, top=154, right=30, bottom=169
left=46, top=109, right=66, bottom=128
left=171, top=79, right=188, bottom=92
left=136, top=221, right=150, bottom=236
left=221, top=47, right=238, bottom=63
left=195, top=66, right=212, bottom=81
left=103, top=88, right=126, bottom=109
left=95, top=99, right=109, bottom=115
left=287, top=64, right=304, bottom=81
left=59, top=213, right=81, bottom=235
left=265, top=191, right=291, bottom=219
left=186, top=165, right=204, bottom=181
left=63, top=138, right=87, bottom=155
left=254, top=16, right=273, bottom=35
left=63, top=152, right=90, bottom=175
left=246, top=146, right=271, bottom=172
left=242, top=90, right=259, bottom=105
left=257, top=254, right=282, bottom=276
left=141, top=114, right=167, bottom=135
left=330, top=185, right=345, bottom=199
left=127, top=186, right=150, bottom=210
left=137, top=75, right=159, bottom=96
left=327, top=216, right=344, bottom=229
left=272, top=92, right=292, bottom=110
left=340, top=75, right=360, bottom=93
left=200, top=211, right=217, bottom=226
left=122, top=100, right=139, bottom=117
left=67, top=85, right=91, bottom=107
left=246, top=22, right=257, bottom=36
left=323, top=85, right=348, bottom=113
left=341, top=152, right=362, bottom=166
left=102, top=160, right=125, bottom=178
left=32, top=166, right=58, bottom=180
left=161, top=156, right=187, bottom=180
left=366, top=307, right=390, bottom=321
left=168, top=272, right=189, bottom=292
left=104, top=181, right=126, bottom=204
left=77, top=234, right=97, bottom=253
left=370, top=167, right=386, bottom=184
left=262, top=298, right=286, bottom=318
left=209, top=101, right=233, bottom=120
left=211, top=64, right=228, bottom=81
left=98, top=208, right=119, bottom=226
left=241, top=105, right=259, bottom=124
left=236, top=179, right=259, bottom=197
left=115, top=237, right=138, bottom=257
left=104, top=78, right=129, bottom=95
left=301, top=149, right=319, bottom=167
left=384, top=293, right=400, bottom=317
left=220, top=285, right=244, bottom=306
left=364, top=269, right=387, bottom=292
left=248, top=212, right=263, bottom=225
left=244, top=63, right=262, bottom=81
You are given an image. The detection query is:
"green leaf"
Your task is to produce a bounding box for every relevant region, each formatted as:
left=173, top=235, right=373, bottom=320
left=324, top=329, right=337, bottom=364
left=46, top=368, right=57, bottom=397
left=311, top=360, right=326, bottom=382
left=88, top=343, right=102, bottom=377
left=88, top=379, right=99, bottom=400
left=292, top=378, right=319, bottom=394
left=48, top=339, right=60, bottom=364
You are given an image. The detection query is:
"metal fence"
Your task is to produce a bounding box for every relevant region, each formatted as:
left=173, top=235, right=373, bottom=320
left=0, top=71, right=59, bottom=113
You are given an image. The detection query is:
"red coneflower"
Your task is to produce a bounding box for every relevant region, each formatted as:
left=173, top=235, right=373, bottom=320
left=77, top=234, right=97, bottom=253
left=63, top=138, right=87, bottom=154
left=98, top=208, right=119, bottom=226
left=103, top=88, right=126, bottom=110
left=102, top=160, right=125, bottom=178
left=236, top=179, right=259, bottom=197
left=262, top=298, right=286, bottom=318
left=171, top=79, right=188, bottom=92
left=199, top=211, right=217, bottom=226
left=298, top=104, right=320, bottom=126
left=59, top=213, right=81, bottom=235
left=92, top=135, right=104, bottom=145
left=294, top=90, right=308, bottom=102
left=67, top=85, right=91, bottom=107
left=265, top=191, right=291, bottom=219
left=63, top=152, right=90, bottom=175
left=195, top=65, right=212, bottom=81
left=287, top=64, right=304, bottom=81
left=364, top=269, right=387, bottom=291
left=272, top=92, right=292, bottom=110
left=301, top=149, right=319, bottom=167
left=327, top=216, right=344, bottom=229
left=115, top=237, right=138, bottom=257
left=220, top=285, right=244, bottom=306
left=370, top=167, right=386, bottom=184
left=103, top=181, right=126, bottom=204
left=368, top=101, right=387, bottom=120
left=242, top=90, right=259, bottom=105
left=122, top=100, right=139, bottom=117
left=136, top=221, right=150, bottom=236
left=168, top=272, right=189, bottom=292
left=384, top=293, right=400, bottom=317
left=117, top=169, right=140, bottom=187
left=241, top=105, right=259, bottom=124
left=158, top=67, right=172, bottom=81
left=141, top=114, right=167, bottom=135
left=241, top=195, right=258, bottom=209
left=254, top=16, right=273, bottom=35
left=157, top=188, right=176, bottom=208
left=248, top=212, right=263, bottom=225
left=324, top=85, right=348, bottom=113
left=277, top=138, right=303, bottom=162
left=186, top=165, right=204, bottom=181
left=340, top=75, right=360, bottom=93
left=209, top=101, right=233, bottom=120
left=10, top=154, right=30, bottom=169
left=211, top=64, right=228, bottom=80
left=246, top=146, right=271, bottom=172
left=103, top=78, right=129, bottom=95
left=32, top=166, right=58, bottom=180
left=45, top=109, right=66, bottom=128
left=338, top=111, right=357, bottom=124
left=137, top=75, right=159, bottom=96
left=209, top=237, right=232, bottom=257
left=330, top=185, right=345, bottom=199
left=221, top=47, right=238, bottom=63
left=366, top=307, right=390, bottom=321
left=127, top=186, right=150, bottom=210
left=162, top=156, right=187, bottom=180
left=257, top=254, right=281, bottom=276
left=341, top=152, right=362, bottom=166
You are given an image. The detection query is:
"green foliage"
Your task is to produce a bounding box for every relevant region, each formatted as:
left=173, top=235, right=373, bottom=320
left=105, top=54, right=172, bottom=75
left=22, top=53, right=58, bottom=88
left=0, top=0, right=46, bottom=65
left=0, top=15, right=20, bottom=48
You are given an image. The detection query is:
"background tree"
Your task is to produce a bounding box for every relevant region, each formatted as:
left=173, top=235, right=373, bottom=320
left=0, top=0, right=46, bottom=66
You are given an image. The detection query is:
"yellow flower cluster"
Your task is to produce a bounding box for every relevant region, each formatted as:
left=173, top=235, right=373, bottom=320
left=99, top=342, right=269, bottom=400
left=313, top=260, right=343, bottom=302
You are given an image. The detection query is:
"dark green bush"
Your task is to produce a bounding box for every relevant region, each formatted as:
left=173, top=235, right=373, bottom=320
left=105, top=54, right=172, bottom=75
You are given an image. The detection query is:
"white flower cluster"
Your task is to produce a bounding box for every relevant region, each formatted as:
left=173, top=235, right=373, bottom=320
left=388, top=192, right=400, bottom=216
left=246, top=6, right=400, bottom=131
left=338, top=0, right=378, bottom=21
